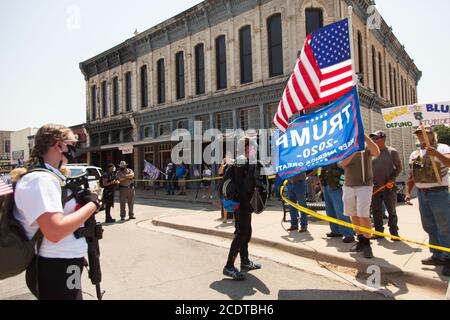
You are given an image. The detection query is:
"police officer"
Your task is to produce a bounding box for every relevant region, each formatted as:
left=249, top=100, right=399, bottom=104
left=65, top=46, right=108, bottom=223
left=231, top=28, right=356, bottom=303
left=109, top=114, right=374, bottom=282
left=117, top=161, right=135, bottom=221
left=406, top=126, right=450, bottom=276
left=102, top=163, right=119, bottom=223
left=222, top=138, right=262, bottom=281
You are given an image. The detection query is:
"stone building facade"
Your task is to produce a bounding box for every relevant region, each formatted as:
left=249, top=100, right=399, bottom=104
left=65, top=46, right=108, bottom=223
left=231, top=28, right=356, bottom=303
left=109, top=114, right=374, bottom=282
left=80, top=0, right=421, bottom=181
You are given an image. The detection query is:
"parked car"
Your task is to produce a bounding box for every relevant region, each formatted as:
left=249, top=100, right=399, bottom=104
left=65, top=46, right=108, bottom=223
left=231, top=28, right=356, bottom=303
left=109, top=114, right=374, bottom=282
left=65, top=164, right=105, bottom=210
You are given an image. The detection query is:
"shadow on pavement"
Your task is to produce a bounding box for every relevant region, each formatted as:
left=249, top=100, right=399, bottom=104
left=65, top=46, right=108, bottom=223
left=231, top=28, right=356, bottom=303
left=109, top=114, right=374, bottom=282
left=210, top=273, right=270, bottom=300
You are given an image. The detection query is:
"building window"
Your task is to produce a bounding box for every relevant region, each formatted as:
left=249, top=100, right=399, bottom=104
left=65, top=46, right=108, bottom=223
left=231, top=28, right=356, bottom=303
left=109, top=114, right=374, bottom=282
left=400, top=76, right=404, bottom=105
left=267, top=14, right=283, bottom=77
left=378, top=52, right=384, bottom=98
left=371, top=46, right=377, bottom=94
left=393, top=68, right=398, bottom=105
left=357, top=31, right=364, bottom=85
left=216, top=35, right=227, bottom=90
left=240, top=107, right=260, bottom=130
left=157, top=59, right=165, bottom=104
left=123, top=128, right=133, bottom=142
left=216, top=111, right=233, bottom=131
left=111, top=130, right=121, bottom=144
left=143, top=126, right=153, bottom=139
left=239, top=26, right=253, bottom=84
left=157, top=122, right=171, bottom=137
left=176, top=119, right=189, bottom=130
left=4, top=140, right=11, bottom=153
left=140, top=65, right=148, bottom=108
left=404, top=78, right=408, bottom=105
left=175, top=51, right=185, bottom=100
left=90, top=134, right=99, bottom=147
left=389, top=64, right=393, bottom=103
left=267, top=103, right=278, bottom=129
left=100, top=132, right=109, bottom=145
left=144, top=146, right=154, bottom=163
left=125, top=72, right=132, bottom=111
left=113, top=77, right=119, bottom=115
left=195, top=44, right=205, bottom=95
left=101, top=81, right=107, bottom=118
left=91, top=85, right=97, bottom=121
left=196, top=114, right=210, bottom=133
left=305, top=8, right=323, bottom=36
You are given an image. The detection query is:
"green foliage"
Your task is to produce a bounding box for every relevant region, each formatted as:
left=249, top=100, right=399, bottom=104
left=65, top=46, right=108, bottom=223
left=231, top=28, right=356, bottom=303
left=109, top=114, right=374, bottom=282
left=435, top=125, right=450, bottom=146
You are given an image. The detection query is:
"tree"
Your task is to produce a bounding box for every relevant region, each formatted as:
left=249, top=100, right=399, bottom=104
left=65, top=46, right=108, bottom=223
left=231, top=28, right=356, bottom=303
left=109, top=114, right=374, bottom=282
left=435, top=125, right=450, bottom=146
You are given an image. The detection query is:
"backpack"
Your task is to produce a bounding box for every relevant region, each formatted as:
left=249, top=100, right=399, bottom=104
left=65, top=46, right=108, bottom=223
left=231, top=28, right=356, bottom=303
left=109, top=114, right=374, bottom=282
left=0, top=168, right=64, bottom=280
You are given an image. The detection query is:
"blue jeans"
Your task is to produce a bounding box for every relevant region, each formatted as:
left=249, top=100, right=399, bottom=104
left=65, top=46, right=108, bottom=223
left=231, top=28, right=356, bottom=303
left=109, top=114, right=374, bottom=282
left=418, top=189, right=450, bottom=260
left=323, top=185, right=354, bottom=237
left=287, top=182, right=308, bottom=227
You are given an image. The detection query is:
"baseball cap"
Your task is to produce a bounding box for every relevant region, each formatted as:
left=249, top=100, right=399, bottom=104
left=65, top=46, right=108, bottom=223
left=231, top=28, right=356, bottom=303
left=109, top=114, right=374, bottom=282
left=369, top=130, right=387, bottom=139
left=414, top=126, right=433, bottom=134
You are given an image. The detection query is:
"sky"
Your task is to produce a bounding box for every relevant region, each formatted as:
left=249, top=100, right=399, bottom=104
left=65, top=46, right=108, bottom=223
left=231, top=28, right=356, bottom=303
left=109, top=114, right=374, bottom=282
left=0, top=0, right=449, bottom=131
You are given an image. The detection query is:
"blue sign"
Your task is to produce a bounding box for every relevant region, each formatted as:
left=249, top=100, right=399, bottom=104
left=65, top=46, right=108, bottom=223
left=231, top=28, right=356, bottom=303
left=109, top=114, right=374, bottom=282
left=271, top=87, right=365, bottom=179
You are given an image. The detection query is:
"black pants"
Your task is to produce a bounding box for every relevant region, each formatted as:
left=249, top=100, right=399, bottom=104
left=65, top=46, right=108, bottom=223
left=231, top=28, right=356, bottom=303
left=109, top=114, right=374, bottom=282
left=104, top=190, right=114, bottom=219
left=371, top=188, right=399, bottom=233
left=27, top=257, right=85, bottom=300
left=226, top=209, right=252, bottom=268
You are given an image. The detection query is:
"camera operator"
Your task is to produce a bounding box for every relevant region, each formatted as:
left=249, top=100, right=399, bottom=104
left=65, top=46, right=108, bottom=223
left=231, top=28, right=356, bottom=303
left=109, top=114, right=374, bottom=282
left=13, top=124, right=100, bottom=300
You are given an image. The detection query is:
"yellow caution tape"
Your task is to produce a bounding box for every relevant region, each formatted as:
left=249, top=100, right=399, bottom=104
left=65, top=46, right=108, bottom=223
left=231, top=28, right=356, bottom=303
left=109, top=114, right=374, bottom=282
left=280, top=180, right=450, bottom=253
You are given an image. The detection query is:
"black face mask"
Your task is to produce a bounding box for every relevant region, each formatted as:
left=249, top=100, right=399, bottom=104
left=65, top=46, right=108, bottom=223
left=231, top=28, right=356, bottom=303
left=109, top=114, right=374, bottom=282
left=63, top=145, right=78, bottom=163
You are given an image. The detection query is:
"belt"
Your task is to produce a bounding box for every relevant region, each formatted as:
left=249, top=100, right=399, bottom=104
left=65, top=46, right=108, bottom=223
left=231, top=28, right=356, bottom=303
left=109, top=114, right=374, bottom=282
left=418, top=186, right=448, bottom=193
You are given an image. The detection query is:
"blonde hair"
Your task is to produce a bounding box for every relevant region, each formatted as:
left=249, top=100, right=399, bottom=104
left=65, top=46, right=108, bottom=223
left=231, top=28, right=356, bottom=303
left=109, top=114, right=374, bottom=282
left=27, top=124, right=72, bottom=169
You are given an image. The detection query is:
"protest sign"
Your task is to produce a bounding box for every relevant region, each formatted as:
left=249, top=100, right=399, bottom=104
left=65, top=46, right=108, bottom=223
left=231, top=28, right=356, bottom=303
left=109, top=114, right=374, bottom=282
left=382, top=102, right=450, bottom=129
left=271, top=87, right=364, bottom=179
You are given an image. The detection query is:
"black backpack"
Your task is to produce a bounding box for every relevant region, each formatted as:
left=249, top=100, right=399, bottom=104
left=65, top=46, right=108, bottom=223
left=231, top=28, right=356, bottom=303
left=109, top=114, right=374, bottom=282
left=0, top=169, right=64, bottom=280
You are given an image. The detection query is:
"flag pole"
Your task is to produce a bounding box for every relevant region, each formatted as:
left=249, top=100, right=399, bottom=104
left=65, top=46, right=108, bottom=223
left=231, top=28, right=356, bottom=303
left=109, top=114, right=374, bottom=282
left=348, top=5, right=366, bottom=182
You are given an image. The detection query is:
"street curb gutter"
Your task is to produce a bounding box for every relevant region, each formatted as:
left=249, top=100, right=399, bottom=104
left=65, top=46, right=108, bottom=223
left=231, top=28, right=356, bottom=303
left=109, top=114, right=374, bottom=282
left=152, top=217, right=448, bottom=295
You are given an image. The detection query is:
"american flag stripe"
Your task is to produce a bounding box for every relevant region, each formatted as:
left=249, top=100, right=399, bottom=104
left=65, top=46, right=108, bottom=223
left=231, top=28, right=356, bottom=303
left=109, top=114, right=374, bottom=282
left=273, top=18, right=354, bottom=132
left=0, top=180, right=13, bottom=197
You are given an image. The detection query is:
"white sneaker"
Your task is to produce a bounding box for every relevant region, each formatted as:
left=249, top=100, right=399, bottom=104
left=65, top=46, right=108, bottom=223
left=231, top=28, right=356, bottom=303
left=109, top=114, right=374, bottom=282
left=202, top=195, right=206, bottom=199
left=210, top=195, right=213, bottom=199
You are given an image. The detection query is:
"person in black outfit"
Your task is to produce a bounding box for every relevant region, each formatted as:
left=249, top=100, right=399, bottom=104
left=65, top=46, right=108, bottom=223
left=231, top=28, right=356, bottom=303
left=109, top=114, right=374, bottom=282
left=102, top=163, right=119, bottom=223
left=223, top=138, right=262, bottom=281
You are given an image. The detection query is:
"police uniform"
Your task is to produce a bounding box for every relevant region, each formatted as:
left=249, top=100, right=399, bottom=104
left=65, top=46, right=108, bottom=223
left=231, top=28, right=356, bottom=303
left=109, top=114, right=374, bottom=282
left=117, top=163, right=135, bottom=220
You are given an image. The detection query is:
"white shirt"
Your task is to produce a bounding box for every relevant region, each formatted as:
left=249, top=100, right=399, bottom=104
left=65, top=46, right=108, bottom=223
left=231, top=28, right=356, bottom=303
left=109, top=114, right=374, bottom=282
left=13, top=164, right=88, bottom=259
left=409, top=143, right=450, bottom=189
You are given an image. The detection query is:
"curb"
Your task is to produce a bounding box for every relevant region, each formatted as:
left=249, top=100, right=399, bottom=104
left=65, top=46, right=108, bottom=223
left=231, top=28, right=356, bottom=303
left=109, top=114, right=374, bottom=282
left=151, top=216, right=448, bottom=295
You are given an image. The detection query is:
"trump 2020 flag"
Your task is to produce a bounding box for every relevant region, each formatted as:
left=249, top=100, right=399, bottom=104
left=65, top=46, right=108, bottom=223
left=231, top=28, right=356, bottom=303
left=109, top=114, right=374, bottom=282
left=144, top=160, right=160, bottom=180
left=271, top=87, right=364, bottom=179
left=273, top=18, right=355, bottom=132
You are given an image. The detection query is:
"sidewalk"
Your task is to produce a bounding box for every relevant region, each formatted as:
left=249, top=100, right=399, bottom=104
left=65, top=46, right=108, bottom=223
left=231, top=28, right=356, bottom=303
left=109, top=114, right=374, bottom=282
left=145, top=195, right=450, bottom=296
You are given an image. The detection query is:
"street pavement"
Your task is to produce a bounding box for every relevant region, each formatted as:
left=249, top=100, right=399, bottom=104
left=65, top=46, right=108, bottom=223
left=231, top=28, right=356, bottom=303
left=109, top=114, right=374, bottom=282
left=0, top=199, right=387, bottom=300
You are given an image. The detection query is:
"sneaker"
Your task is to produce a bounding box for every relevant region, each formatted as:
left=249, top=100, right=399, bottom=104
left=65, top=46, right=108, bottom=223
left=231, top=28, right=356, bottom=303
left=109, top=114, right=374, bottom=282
left=223, top=266, right=246, bottom=281
left=343, top=236, right=355, bottom=243
left=363, top=243, right=374, bottom=259
left=299, top=225, right=308, bottom=233
left=202, top=195, right=206, bottom=199
left=350, top=236, right=365, bottom=252
left=210, top=195, right=214, bottom=199
left=422, top=257, right=446, bottom=266
left=241, top=261, right=262, bottom=272
left=326, top=232, right=343, bottom=238
left=286, top=226, right=298, bottom=232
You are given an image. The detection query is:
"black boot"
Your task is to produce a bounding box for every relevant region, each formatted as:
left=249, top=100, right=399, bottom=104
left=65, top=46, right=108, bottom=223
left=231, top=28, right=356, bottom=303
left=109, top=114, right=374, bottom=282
left=443, top=260, right=450, bottom=277
left=350, top=235, right=365, bottom=252
left=362, top=237, right=374, bottom=259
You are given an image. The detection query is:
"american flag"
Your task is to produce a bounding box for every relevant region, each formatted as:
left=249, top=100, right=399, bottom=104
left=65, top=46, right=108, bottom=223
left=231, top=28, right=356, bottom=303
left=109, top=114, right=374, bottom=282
left=143, top=160, right=161, bottom=180
left=0, top=176, right=13, bottom=197
left=273, top=18, right=355, bottom=132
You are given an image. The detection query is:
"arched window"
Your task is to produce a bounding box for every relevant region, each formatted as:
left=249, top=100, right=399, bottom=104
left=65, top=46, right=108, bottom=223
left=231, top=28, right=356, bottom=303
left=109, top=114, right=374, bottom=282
left=239, top=25, right=253, bottom=84
left=388, top=64, right=393, bottom=103
left=305, top=8, right=323, bottom=36
left=157, top=59, right=165, bottom=104
left=91, top=85, right=97, bottom=120
left=216, top=35, right=227, bottom=90
left=378, top=52, right=384, bottom=98
left=175, top=51, right=185, bottom=99
left=371, top=46, right=377, bottom=94
left=101, top=81, right=107, bottom=118
left=267, top=14, right=283, bottom=77
left=125, top=72, right=132, bottom=111
left=357, top=31, right=364, bottom=85
left=393, top=68, right=398, bottom=105
left=113, top=77, right=119, bottom=115
left=195, top=44, right=205, bottom=95
left=140, top=65, right=148, bottom=108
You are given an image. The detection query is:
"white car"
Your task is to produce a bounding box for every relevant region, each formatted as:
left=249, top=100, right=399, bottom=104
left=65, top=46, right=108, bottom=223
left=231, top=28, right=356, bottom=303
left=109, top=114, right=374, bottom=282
left=65, top=164, right=105, bottom=208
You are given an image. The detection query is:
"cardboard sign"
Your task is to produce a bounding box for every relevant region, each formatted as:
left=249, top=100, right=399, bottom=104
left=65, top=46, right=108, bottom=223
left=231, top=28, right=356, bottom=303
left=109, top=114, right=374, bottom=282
left=382, top=102, right=450, bottom=129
